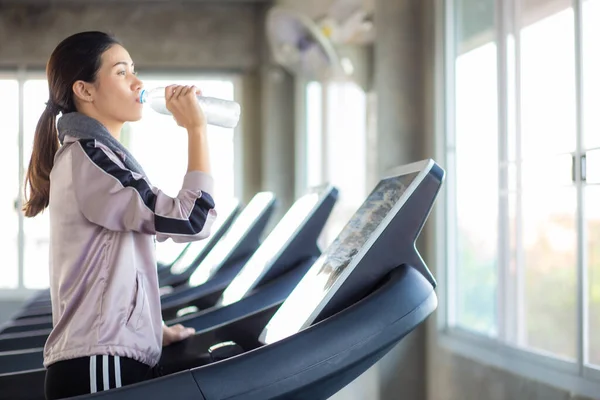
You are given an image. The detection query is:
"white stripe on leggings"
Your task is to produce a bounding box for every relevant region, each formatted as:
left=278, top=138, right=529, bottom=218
left=89, top=355, right=97, bottom=393
left=103, top=355, right=110, bottom=391
left=115, top=355, right=122, bottom=388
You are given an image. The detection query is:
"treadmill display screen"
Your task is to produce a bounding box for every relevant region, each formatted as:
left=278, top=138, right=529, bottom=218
left=219, top=186, right=330, bottom=307
left=189, top=193, right=274, bottom=287
left=260, top=172, right=421, bottom=345
left=170, top=200, right=238, bottom=275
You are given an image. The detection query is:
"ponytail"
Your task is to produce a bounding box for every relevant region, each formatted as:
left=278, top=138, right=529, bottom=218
left=22, top=31, right=119, bottom=217
left=22, top=108, right=60, bottom=218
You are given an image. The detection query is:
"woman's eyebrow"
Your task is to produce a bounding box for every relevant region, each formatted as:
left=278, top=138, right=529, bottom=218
left=112, top=61, right=134, bottom=68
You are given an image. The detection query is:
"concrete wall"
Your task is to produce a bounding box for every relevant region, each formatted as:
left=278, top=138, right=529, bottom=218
left=428, top=348, right=598, bottom=400
left=0, top=2, right=259, bottom=70
left=368, top=0, right=433, bottom=399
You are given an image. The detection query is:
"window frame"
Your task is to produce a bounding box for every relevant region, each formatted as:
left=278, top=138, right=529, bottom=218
left=0, top=68, right=242, bottom=300
left=434, top=0, right=600, bottom=396
left=294, top=78, right=328, bottom=199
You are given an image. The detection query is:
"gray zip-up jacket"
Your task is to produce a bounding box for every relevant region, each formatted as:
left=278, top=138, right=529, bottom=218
left=43, top=135, right=216, bottom=368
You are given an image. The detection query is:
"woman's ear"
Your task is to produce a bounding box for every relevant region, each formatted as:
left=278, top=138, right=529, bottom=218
left=72, top=80, right=95, bottom=104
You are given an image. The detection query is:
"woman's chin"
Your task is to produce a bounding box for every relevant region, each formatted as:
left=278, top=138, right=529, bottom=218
left=128, top=110, right=144, bottom=122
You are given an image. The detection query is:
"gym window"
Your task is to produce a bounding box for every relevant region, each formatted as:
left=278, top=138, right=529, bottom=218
left=0, top=70, right=238, bottom=295
left=437, top=0, right=600, bottom=396
left=296, top=79, right=369, bottom=247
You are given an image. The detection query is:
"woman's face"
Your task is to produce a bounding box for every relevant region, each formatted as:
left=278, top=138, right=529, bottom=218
left=89, top=44, right=144, bottom=123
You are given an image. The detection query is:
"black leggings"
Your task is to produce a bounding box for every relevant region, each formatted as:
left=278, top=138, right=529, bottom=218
left=45, top=355, right=163, bottom=400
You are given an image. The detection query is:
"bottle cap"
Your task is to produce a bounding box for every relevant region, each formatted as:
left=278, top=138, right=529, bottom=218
left=139, top=89, right=147, bottom=104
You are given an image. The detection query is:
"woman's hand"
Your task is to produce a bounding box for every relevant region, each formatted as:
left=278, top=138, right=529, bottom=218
left=162, top=323, right=195, bottom=347
left=165, top=84, right=206, bottom=130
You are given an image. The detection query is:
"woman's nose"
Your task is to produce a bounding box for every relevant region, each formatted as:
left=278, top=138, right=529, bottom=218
left=132, top=76, right=143, bottom=91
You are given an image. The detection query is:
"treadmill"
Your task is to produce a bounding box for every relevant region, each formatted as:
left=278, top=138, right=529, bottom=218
left=0, top=192, right=277, bottom=335
left=0, top=184, right=338, bottom=378
left=0, top=159, right=445, bottom=400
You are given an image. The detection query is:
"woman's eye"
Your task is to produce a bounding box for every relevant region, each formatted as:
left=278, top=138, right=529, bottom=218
left=118, top=71, right=126, bottom=76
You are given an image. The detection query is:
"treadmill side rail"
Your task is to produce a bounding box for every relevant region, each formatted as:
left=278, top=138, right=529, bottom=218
left=192, top=265, right=436, bottom=400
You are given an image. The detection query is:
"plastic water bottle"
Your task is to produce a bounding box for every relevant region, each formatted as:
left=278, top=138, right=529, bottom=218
left=139, top=87, right=241, bottom=129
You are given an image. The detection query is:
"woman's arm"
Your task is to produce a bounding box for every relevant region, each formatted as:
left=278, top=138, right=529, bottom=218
left=71, top=140, right=216, bottom=243
left=71, top=84, right=218, bottom=243
left=165, top=85, right=211, bottom=175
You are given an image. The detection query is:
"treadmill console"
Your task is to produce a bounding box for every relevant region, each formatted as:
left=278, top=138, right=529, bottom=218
left=260, top=161, right=432, bottom=345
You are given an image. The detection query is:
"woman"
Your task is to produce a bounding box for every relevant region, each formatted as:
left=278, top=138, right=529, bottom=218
left=23, top=31, right=217, bottom=399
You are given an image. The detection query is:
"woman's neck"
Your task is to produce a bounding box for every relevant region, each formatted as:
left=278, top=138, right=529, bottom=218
left=78, top=110, right=123, bottom=141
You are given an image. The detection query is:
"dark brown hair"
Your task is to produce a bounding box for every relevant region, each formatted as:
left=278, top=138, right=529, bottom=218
left=23, top=31, right=120, bottom=217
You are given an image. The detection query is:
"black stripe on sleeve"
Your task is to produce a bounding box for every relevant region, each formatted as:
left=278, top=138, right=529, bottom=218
left=79, top=139, right=215, bottom=235
left=79, top=139, right=157, bottom=211
left=155, top=191, right=215, bottom=235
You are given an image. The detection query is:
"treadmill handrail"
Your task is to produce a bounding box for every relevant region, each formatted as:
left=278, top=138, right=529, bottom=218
left=190, top=264, right=437, bottom=400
